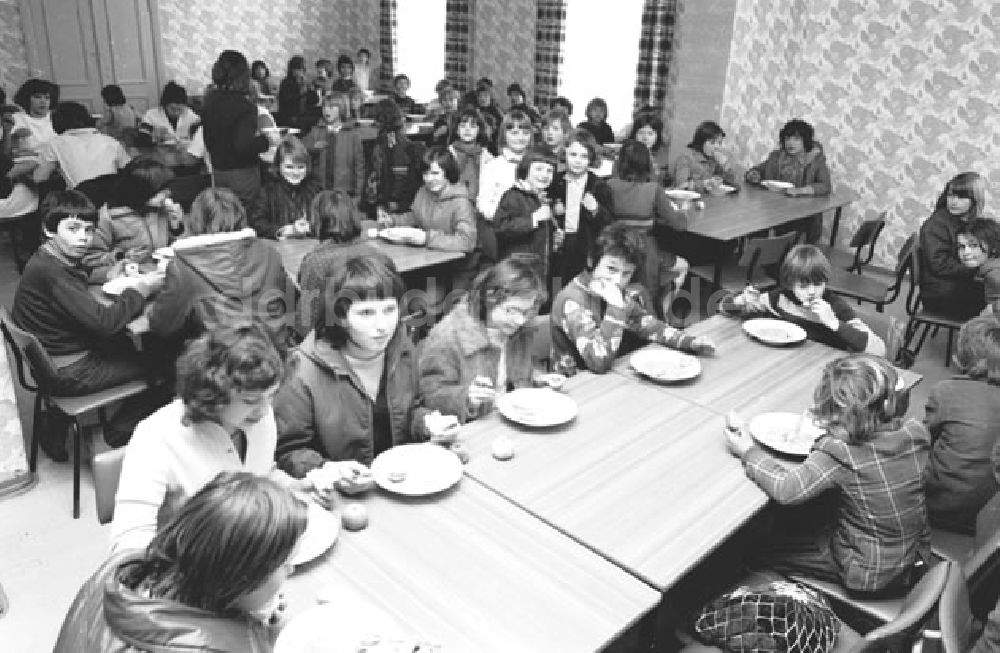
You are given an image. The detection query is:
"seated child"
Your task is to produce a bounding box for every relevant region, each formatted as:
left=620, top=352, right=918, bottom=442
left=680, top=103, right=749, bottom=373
left=725, top=354, right=932, bottom=595
left=446, top=107, right=494, bottom=200
left=956, top=218, right=1000, bottom=316
left=34, top=101, right=131, bottom=188
left=923, top=315, right=1000, bottom=534
left=671, top=120, right=740, bottom=193
left=11, top=191, right=165, bottom=459
left=96, top=84, right=138, bottom=144
left=551, top=223, right=714, bottom=375
left=302, top=92, right=365, bottom=198
left=250, top=135, right=323, bottom=239
left=720, top=244, right=886, bottom=355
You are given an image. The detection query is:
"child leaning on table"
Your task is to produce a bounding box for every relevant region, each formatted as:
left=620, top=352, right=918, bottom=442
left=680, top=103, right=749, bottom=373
left=725, top=354, right=933, bottom=595
left=550, top=222, right=715, bottom=376
left=719, top=244, right=886, bottom=356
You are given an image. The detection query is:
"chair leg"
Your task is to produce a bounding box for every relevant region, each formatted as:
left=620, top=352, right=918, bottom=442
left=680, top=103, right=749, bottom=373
left=30, top=394, right=41, bottom=472
left=875, top=303, right=884, bottom=313
left=945, top=329, right=955, bottom=367
left=913, top=323, right=932, bottom=356
left=72, top=419, right=81, bottom=519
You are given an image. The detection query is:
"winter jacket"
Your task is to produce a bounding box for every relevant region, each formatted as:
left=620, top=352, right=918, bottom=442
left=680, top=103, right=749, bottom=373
left=366, top=131, right=425, bottom=211
left=54, top=553, right=274, bottom=653
left=919, top=207, right=980, bottom=306
left=549, top=171, right=613, bottom=284
left=671, top=146, right=740, bottom=191
left=577, top=120, right=614, bottom=145
left=493, top=182, right=552, bottom=271
left=147, top=229, right=296, bottom=341
left=275, top=329, right=431, bottom=474
left=394, top=183, right=477, bottom=252
left=202, top=89, right=270, bottom=172
left=979, top=258, right=1000, bottom=316
left=83, top=205, right=177, bottom=282
left=747, top=144, right=832, bottom=195
left=419, top=300, right=538, bottom=423
left=302, top=122, right=365, bottom=197
left=250, top=176, right=324, bottom=239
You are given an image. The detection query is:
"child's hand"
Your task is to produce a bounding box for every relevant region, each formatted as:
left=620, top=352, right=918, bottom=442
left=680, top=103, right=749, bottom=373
left=332, top=460, right=374, bottom=496
left=552, top=227, right=565, bottom=250
left=467, top=376, right=496, bottom=411
left=724, top=412, right=754, bottom=458
left=691, top=336, right=715, bottom=355
left=581, top=192, right=598, bottom=212
left=806, top=299, right=839, bottom=330
left=376, top=207, right=394, bottom=227
left=532, top=204, right=552, bottom=227
left=424, top=411, right=461, bottom=445
left=276, top=225, right=296, bottom=239
left=588, top=278, right=624, bottom=309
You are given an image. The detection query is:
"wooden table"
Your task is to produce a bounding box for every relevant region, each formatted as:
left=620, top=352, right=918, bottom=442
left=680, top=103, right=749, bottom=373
left=457, top=372, right=767, bottom=592
left=283, top=478, right=659, bottom=652
left=273, top=238, right=466, bottom=280
left=611, top=314, right=922, bottom=416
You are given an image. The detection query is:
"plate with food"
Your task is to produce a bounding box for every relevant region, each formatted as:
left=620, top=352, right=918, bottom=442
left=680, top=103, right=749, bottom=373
left=101, top=271, right=164, bottom=295
left=371, top=443, right=463, bottom=496
left=289, top=500, right=340, bottom=567
left=761, top=180, right=794, bottom=192
left=630, top=348, right=701, bottom=383
left=742, top=318, right=807, bottom=346
left=748, top=412, right=825, bottom=457
left=664, top=189, right=701, bottom=202
left=496, top=388, right=578, bottom=427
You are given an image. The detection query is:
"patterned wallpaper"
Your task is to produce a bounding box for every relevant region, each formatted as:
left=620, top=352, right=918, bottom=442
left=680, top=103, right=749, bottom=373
left=471, top=0, right=536, bottom=110
left=0, top=0, right=31, bottom=101
left=157, top=0, right=381, bottom=94
left=720, top=0, right=1000, bottom=267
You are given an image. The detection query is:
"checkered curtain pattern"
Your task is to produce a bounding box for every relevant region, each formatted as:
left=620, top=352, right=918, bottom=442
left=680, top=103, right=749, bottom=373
left=633, top=0, right=678, bottom=110
left=379, top=0, right=398, bottom=87
left=444, top=0, right=473, bottom=93
left=534, top=0, right=566, bottom=108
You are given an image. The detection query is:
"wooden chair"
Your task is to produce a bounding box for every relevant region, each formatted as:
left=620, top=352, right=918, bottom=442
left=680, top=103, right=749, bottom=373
left=0, top=305, right=148, bottom=518
left=826, top=233, right=914, bottom=313
left=92, top=446, right=126, bottom=525
left=903, top=242, right=965, bottom=366
left=690, top=232, right=798, bottom=292
left=818, top=213, right=887, bottom=272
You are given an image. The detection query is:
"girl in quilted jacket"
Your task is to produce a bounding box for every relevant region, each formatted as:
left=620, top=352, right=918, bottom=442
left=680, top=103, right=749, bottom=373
left=725, top=354, right=932, bottom=595
left=55, top=472, right=307, bottom=653
left=249, top=135, right=323, bottom=239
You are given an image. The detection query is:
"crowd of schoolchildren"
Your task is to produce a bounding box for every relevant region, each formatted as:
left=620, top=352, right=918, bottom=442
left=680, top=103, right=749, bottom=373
left=4, top=44, right=1000, bottom=652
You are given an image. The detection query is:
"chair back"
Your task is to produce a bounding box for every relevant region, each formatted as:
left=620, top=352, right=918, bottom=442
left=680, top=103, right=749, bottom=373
left=849, top=560, right=952, bottom=653
left=847, top=213, right=887, bottom=271
left=164, top=173, right=212, bottom=212
left=93, top=446, right=126, bottom=524
left=938, top=564, right=974, bottom=653
left=0, top=305, right=55, bottom=393
left=853, top=307, right=903, bottom=362
left=737, top=232, right=798, bottom=284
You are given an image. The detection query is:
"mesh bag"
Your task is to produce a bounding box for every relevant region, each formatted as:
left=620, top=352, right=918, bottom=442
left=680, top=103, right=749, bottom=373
left=694, top=581, right=841, bottom=653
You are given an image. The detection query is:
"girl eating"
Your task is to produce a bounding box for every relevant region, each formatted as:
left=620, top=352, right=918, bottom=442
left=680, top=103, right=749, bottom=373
left=671, top=120, right=740, bottom=193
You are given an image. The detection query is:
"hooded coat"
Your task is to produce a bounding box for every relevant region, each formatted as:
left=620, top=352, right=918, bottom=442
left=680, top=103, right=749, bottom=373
left=394, top=182, right=477, bottom=252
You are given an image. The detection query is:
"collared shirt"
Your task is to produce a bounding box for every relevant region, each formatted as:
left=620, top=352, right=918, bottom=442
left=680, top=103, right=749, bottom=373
left=39, top=128, right=130, bottom=188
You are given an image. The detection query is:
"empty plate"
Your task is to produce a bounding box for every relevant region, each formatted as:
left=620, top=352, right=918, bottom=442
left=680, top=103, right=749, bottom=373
left=761, top=180, right=794, bottom=191
left=742, top=318, right=807, bottom=345
left=496, top=388, right=578, bottom=427
left=630, top=348, right=701, bottom=382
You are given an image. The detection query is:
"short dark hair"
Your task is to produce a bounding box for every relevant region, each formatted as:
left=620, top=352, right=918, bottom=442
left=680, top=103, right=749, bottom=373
left=779, top=244, right=832, bottom=288
left=449, top=107, right=490, bottom=147
left=434, top=79, right=452, bottom=94
left=779, top=119, right=815, bottom=152
left=251, top=60, right=270, bottom=80
left=374, top=97, right=403, bottom=131
left=317, top=253, right=405, bottom=347
left=468, top=257, right=546, bottom=323
left=689, top=120, right=726, bottom=153
left=358, top=48, right=372, bottom=57
left=159, top=81, right=188, bottom=107
left=393, top=74, right=410, bottom=86
left=960, top=218, right=1000, bottom=258
left=565, top=128, right=599, bottom=165
left=51, top=101, right=95, bottom=133
left=176, top=323, right=286, bottom=425
left=42, top=190, right=98, bottom=233
left=550, top=96, right=573, bottom=115
left=114, top=157, right=174, bottom=212
left=316, top=58, right=332, bottom=69
left=186, top=187, right=247, bottom=236
left=119, top=471, right=307, bottom=615
left=585, top=97, right=608, bottom=121
left=13, top=78, right=59, bottom=112
left=100, top=84, right=126, bottom=106
left=615, top=140, right=652, bottom=183
left=310, top=190, right=361, bottom=243
left=476, top=77, right=493, bottom=89
left=590, top=222, right=646, bottom=272
left=421, top=146, right=460, bottom=183
left=336, top=55, right=354, bottom=70
left=629, top=112, right=664, bottom=151
left=212, top=50, right=251, bottom=93
left=516, top=147, right=558, bottom=180
left=287, top=55, right=306, bottom=75
left=506, top=83, right=525, bottom=98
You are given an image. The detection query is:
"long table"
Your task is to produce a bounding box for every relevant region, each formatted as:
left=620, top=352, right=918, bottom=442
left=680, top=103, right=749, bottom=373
left=273, top=238, right=466, bottom=280
left=282, top=477, right=659, bottom=652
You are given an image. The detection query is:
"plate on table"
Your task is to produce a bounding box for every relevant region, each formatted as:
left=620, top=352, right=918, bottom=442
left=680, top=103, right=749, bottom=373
left=289, top=501, right=340, bottom=567
left=664, top=189, right=701, bottom=202
left=152, top=246, right=174, bottom=260
left=630, top=348, right=701, bottom=383
left=371, top=443, right=463, bottom=496
left=276, top=603, right=445, bottom=653
left=709, top=183, right=737, bottom=195
left=356, top=118, right=376, bottom=128
left=378, top=226, right=423, bottom=244
left=748, top=412, right=825, bottom=457
left=742, top=318, right=807, bottom=345
left=496, top=388, right=578, bottom=427
left=761, top=180, right=794, bottom=191
left=101, top=271, right=164, bottom=295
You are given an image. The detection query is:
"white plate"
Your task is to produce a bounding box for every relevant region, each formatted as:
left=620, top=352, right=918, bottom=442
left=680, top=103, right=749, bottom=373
left=496, top=388, right=578, bottom=427
left=748, top=412, right=825, bottom=457
left=276, top=604, right=445, bottom=653
left=664, top=189, right=701, bottom=201
left=152, top=246, right=174, bottom=259
left=356, top=118, right=376, bottom=127
left=378, top=226, right=423, bottom=243
left=742, top=318, right=807, bottom=345
left=761, top=180, right=794, bottom=191
left=290, top=501, right=340, bottom=567
left=630, top=348, right=701, bottom=382
left=708, top=183, right=737, bottom=195
left=371, top=443, right=463, bottom=496
left=101, top=271, right=163, bottom=295
left=592, top=158, right=614, bottom=177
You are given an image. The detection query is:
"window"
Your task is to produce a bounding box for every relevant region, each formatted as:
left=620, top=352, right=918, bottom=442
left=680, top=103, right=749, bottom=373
left=559, top=0, right=644, bottom=133
left=395, top=0, right=447, bottom=103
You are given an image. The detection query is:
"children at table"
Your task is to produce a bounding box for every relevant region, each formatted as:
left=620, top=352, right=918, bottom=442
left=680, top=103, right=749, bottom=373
left=138, top=82, right=200, bottom=147
left=34, top=101, right=130, bottom=189
left=671, top=120, right=740, bottom=192
left=918, top=171, right=988, bottom=320
left=721, top=245, right=886, bottom=355
left=923, top=315, right=1000, bottom=534
left=250, top=135, right=322, bottom=239
left=957, top=218, right=1000, bottom=316
left=276, top=253, right=456, bottom=474
left=302, top=92, right=365, bottom=199
left=447, top=107, right=494, bottom=200
left=550, top=223, right=714, bottom=376
left=745, top=118, right=832, bottom=243
left=365, top=98, right=425, bottom=214
left=577, top=98, right=614, bottom=145
left=725, top=354, right=931, bottom=596
left=419, top=257, right=549, bottom=423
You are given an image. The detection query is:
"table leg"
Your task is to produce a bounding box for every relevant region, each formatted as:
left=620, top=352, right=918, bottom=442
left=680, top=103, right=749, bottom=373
left=829, top=207, right=843, bottom=247
left=712, top=239, right=728, bottom=288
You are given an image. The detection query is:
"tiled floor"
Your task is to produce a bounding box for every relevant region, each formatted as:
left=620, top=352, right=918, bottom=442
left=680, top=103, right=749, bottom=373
left=0, top=237, right=958, bottom=652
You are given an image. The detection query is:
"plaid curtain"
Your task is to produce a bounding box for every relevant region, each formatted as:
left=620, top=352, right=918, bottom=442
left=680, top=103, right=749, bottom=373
left=444, top=0, right=473, bottom=93
left=379, top=0, right=398, bottom=87
left=534, top=0, right=566, bottom=108
left=633, top=0, right=678, bottom=110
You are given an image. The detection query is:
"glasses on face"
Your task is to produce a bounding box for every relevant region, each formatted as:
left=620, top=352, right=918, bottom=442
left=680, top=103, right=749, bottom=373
left=498, top=303, right=534, bottom=320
